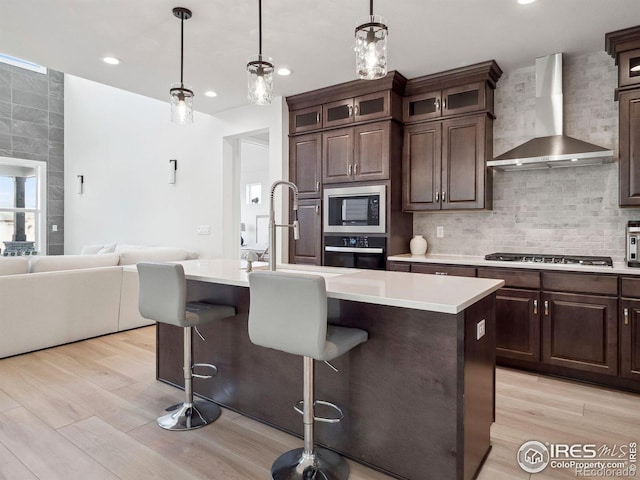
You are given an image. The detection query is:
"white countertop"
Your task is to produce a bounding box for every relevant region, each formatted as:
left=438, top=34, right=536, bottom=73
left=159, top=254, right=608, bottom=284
left=128, top=259, right=504, bottom=314
left=387, top=253, right=640, bottom=275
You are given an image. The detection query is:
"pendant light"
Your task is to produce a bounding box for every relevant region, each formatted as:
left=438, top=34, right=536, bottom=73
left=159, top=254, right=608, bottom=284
left=355, top=0, right=388, bottom=80
left=247, top=0, right=274, bottom=105
left=170, top=7, right=194, bottom=124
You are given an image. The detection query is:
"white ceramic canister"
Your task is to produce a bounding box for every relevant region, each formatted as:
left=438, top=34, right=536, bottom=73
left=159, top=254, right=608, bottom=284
left=410, top=235, right=428, bottom=255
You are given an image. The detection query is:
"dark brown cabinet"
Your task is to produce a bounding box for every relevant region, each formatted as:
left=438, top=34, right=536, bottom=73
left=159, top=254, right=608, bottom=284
left=620, top=299, right=640, bottom=379
left=494, top=289, right=541, bottom=362
left=542, top=292, right=618, bottom=376
left=410, top=263, right=476, bottom=277
left=289, top=199, right=322, bottom=265
left=403, top=82, right=488, bottom=124
left=403, top=114, right=491, bottom=210
left=323, top=121, right=390, bottom=184
left=290, top=133, right=322, bottom=199
left=290, top=105, right=322, bottom=134
left=606, top=27, right=640, bottom=207
left=323, top=91, right=390, bottom=128
left=619, top=89, right=640, bottom=206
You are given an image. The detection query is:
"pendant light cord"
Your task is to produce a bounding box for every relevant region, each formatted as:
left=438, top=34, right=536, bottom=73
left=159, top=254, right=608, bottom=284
left=370, top=0, right=373, bottom=16
left=258, top=0, right=262, bottom=56
left=180, top=14, right=185, bottom=86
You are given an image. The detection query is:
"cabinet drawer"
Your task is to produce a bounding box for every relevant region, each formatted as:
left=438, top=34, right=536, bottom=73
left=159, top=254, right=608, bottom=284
left=621, top=277, right=640, bottom=298
left=477, top=268, right=540, bottom=289
left=542, top=272, right=618, bottom=296
left=411, top=264, right=476, bottom=277
left=387, top=261, right=410, bottom=272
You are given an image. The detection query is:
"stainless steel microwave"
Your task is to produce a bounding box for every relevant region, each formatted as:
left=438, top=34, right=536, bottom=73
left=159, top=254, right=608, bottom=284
left=323, top=185, right=386, bottom=234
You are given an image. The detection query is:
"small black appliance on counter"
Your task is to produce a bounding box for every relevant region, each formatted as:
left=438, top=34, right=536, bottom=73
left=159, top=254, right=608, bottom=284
left=627, top=221, right=640, bottom=267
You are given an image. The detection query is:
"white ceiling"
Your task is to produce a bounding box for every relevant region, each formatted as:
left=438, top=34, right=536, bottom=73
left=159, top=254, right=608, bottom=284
left=0, top=0, right=638, bottom=116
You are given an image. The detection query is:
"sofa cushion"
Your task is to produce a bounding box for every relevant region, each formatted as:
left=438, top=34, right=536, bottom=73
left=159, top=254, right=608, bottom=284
left=0, top=257, right=29, bottom=276
left=117, top=247, right=196, bottom=266
left=81, top=244, right=104, bottom=254
left=29, top=254, right=120, bottom=273
left=97, top=243, right=116, bottom=254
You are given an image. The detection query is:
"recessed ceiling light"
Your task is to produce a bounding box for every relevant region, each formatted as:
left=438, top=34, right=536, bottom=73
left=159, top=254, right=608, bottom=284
left=277, top=67, right=293, bottom=76
left=517, top=0, right=536, bottom=4
left=204, top=90, right=218, bottom=97
left=102, top=56, right=121, bottom=65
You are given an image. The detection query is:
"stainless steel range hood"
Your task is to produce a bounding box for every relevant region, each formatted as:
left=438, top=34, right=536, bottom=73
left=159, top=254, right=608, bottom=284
left=487, top=53, right=613, bottom=171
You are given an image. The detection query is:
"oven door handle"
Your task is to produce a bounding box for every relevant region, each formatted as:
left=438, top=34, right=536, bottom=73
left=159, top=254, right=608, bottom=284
left=324, top=246, right=384, bottom=254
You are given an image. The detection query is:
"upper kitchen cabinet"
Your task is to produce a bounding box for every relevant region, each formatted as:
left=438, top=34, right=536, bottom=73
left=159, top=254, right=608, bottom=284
left=403, top=62, right=502, bottom=125
left=286, top=71, right=406, bottom=135
left=402, top=61, right=501, bottom=211
left=323, top=91, right=391, bottom=128
left=606, top=26, right=640, bottom=207
left=403, top=115, right=492, bottom=211
left=290, top=105, right=323, bottom=134
left=323, top=121, right=391, bottom=184
left=290, top=133, right=322, bottom=199
left=403, top=82, right=488, bottom=123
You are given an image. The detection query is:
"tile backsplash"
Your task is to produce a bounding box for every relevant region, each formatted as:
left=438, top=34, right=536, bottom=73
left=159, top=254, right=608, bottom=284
left=413, top=51, right=640, bottom=262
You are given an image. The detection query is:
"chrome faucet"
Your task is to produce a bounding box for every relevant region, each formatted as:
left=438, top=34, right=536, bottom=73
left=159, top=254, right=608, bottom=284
left=269, top=181, right=299, bottom=271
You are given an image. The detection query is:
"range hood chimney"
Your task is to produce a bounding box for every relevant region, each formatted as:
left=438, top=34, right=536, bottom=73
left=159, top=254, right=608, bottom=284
left=487, top=53, right=613, bottom=171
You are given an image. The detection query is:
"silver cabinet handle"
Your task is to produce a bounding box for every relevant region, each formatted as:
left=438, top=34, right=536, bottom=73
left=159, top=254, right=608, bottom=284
left=435, top=271, right=448, bottom=276
left=442, top=191, right=446, bottom=202
left=316, top=112, right=320, bottom=123
left=544, top=300, right=549, bottom=316
left=354, top=163, right=358, bottom=175
left=354, top=105, right=359, bottom=116
left=533, top=300, right=538, bottom=315
left=315, top=204, right=320, bottom=215
left=435, top=192, right=439, bottom=202
left=348, top=105, right=353, bottom=117
left=435, top=98, right=440, bottom=111
left=624, top=307, right=630, bottom=325
left=442, top=98, right=446, bottom=110
left=347, top=164, right=352, bottom=175
left=316, top=181, right=320, bottom=192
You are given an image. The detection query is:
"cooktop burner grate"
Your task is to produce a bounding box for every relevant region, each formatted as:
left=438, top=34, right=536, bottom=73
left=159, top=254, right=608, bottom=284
left=484, top=252, right=613, bottom=267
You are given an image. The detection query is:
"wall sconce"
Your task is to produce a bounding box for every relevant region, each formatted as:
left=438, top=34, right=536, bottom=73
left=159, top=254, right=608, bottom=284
left=77, top=175, right=84, bottom=194
left=169, top=159, right=177, bottom=184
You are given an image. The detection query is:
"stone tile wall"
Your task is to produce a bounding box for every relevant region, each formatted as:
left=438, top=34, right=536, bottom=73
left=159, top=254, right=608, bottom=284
left=0, top=63, right=64, bottom=255
left=413, top=51, right=640, bottom=262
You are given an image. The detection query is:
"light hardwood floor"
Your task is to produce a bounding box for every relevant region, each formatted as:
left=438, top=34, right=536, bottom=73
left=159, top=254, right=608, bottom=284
left=0, top=326, right=638, bottom=480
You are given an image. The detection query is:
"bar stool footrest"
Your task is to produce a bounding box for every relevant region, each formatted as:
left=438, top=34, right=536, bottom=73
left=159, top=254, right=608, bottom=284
left=294, top=400, right=344, bottom=424
left=192, top=363, right=218, bottom=379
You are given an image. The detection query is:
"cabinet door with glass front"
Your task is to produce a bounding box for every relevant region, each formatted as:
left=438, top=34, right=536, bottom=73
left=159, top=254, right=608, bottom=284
left=442, top=82, right=487, bottom=117
left=290, top=105, right=323, bottom=134
left=403, top=91, right=442, bottom=123
left=354, top=91, right=390, bottom=123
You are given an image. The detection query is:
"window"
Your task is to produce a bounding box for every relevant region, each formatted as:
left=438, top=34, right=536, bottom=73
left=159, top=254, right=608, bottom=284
left=0, top=157, right=47, bottom=255
left=246, top=183, right=262, bottom=205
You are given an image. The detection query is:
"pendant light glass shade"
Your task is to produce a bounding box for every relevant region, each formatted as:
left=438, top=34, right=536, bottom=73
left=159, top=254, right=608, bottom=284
left=170, top=7, right=194, bottom=124
left=247, top=0, right=274, bottom=105
left=170, top=83, right=194, bottom=124
left=247, top=54, right=274, bottom=105
left=355, top=15, right=388, bottom=80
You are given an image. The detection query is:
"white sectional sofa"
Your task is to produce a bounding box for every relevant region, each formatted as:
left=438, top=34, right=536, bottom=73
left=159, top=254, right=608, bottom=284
left=0, top=246, right=198, bottom=359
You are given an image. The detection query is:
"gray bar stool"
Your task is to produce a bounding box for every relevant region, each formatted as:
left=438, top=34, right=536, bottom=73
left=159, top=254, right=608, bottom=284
left=137, top=262, right=236, bottom=431
left=248, top=271, right=368, bottom=480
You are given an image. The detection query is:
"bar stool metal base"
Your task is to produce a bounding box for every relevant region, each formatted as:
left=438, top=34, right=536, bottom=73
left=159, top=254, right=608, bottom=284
left=157, top=400, right=221, bottom=431
left=271, top=447, right=349, bottom=480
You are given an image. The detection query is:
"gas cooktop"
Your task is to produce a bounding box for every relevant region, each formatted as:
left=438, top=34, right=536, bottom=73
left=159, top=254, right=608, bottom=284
left=484, top=252, right=613, bottom=267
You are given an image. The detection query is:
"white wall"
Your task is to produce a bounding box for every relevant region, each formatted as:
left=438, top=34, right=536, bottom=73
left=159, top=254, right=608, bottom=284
left=64, top=75, right=287, bottom=259
left=239, top=141, right=269, bottom=247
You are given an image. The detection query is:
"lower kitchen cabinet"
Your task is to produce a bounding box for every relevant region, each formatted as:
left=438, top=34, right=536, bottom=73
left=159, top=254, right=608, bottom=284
left=542, top=292, right=618, bottom=376
left=494, top=288, right=540, bottom=362
left=289, top=199, right=322, bottom=265
left=620, top=299, right=640, bottom=379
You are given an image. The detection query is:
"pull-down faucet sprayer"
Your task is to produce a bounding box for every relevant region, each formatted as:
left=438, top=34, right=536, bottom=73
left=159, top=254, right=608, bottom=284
left=268, top=181, right=299, bottom=271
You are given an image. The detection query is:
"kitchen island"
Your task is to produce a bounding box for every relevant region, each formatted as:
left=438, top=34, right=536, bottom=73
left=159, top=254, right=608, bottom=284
left=153, top=260, right=504, bottom=480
